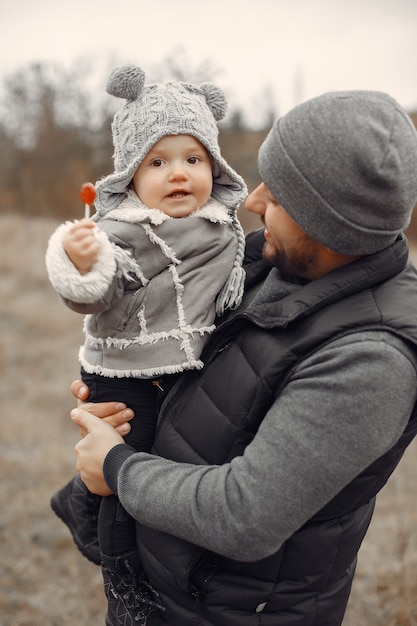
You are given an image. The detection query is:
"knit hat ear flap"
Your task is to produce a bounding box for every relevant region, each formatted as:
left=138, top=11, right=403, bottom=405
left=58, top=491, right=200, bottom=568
left=197, top=81, right=246, bottom=313
left=106, top=65, right=146, bottom=100
left=215, top=210, right=246, bottom=315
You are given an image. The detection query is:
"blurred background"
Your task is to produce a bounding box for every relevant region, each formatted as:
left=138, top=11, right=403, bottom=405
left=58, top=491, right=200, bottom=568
left=1, top=0, right=417, bottom=624
left=1, top=0, right=417, bottom=234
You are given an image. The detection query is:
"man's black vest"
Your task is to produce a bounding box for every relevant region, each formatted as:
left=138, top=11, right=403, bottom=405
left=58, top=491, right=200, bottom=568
left=136, top=234, right=417, bottom=625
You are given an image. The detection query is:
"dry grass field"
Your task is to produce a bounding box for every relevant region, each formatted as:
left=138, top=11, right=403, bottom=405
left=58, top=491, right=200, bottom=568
left=1, top=213, right=417, bottom=625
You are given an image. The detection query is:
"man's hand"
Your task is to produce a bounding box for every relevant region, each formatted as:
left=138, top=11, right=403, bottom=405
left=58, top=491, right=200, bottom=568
left=72, top=408, right=124, bottom=495
left=70, top=379, right=134, bottom=437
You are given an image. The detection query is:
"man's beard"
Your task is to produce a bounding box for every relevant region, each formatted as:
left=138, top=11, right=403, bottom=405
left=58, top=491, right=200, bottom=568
left=262, top=237, right=320, bottom=279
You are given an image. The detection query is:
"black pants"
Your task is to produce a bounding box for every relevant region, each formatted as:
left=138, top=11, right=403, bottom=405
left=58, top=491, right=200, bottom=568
left=81, top=369, right=180, bottom=556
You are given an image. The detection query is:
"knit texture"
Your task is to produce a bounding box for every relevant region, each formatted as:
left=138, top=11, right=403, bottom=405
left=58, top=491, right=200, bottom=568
left=94, top=64, right=247, bottom=311
left=95, top=65, right=247, bottom=215
left=258, top=90, right=417, bottom=255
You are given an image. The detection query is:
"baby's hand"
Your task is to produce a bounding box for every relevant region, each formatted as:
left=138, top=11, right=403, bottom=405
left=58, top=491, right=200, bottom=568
left=64, top=219, right=100, bottom=274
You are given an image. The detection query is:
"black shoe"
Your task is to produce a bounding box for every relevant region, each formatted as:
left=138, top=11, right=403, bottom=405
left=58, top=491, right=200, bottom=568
left=102, top=551, right=165, bottom=626
left=50, top=474, right=101, bottom=565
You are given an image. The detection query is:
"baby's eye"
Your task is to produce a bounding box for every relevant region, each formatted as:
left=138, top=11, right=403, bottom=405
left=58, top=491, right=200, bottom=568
left=187, top=156, right=200, bottom=165
left=151, top=159, right=164, bottom=167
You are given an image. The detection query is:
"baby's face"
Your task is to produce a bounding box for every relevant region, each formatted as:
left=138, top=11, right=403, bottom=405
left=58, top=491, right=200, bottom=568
left=133, top=135, right=213, bottom=217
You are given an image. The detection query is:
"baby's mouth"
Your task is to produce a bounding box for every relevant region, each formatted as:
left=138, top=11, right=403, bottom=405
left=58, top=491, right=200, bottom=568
left=168, top=191, right=188, bottom=199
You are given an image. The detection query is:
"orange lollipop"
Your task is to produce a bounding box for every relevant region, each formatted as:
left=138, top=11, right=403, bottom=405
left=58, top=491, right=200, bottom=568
left=80, top=182, right=96, bottom=218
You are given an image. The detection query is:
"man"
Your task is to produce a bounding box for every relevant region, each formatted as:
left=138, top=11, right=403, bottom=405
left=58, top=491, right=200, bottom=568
left=71, top=90, right=417, bottom=626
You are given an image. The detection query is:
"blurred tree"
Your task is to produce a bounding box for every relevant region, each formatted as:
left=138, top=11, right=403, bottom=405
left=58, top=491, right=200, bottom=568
left=0, top=62, right=113, bottom=218
left=0, top=56, right=276, bottom=229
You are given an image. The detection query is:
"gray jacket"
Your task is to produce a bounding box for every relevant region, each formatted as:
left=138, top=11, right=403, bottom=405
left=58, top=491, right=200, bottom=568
left=45, top=193, right=240, bottom=377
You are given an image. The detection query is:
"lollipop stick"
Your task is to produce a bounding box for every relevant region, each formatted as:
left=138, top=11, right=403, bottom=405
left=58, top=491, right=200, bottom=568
left=84, top=203, right=90, bottom=219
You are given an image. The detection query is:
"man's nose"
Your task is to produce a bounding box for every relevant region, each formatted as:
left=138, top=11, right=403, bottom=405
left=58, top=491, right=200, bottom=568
left=245, top=184, right=265, bottom=215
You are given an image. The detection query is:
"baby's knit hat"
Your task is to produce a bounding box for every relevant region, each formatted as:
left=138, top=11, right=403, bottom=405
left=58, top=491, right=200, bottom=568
left=95, top=64, right=247, bottom=215
left=258, top=90, right=417, bottom=255
left=95, top=64, right=247, bottom=313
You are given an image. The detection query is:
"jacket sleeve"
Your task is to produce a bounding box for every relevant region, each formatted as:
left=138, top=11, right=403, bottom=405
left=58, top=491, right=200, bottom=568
left=105, top=331, right=417, bottom=561
left=45, top=221, right=146, bottom=313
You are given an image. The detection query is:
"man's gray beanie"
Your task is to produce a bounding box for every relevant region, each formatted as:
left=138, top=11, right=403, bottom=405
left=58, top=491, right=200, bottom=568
left=258, top=91, right=417, bottom=255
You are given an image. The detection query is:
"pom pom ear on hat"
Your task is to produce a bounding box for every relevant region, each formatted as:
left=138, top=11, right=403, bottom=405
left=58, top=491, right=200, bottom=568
left=106, top=65, right=146, bottom=100
left=199, top=82, right=227, bottom=121
left=105, top=68, right=228, bottom=119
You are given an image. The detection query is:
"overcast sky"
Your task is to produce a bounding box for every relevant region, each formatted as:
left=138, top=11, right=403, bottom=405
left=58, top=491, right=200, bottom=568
left=2, top=0, right=417, bottom=124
